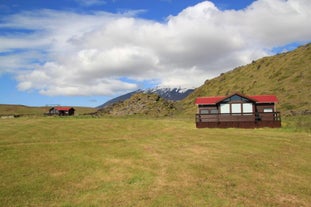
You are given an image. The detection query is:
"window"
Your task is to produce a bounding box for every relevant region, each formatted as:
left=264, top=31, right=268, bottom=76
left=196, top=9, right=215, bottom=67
left=243, top=103, right=253, bottom=113
left=200, top=109, right=209, bottom=114
left=232, top=103, right=241, bottom=113
left=210, top=109, right=219, bottom=114
left=230, top=95, right=242, bottom=102
left=219, top=95, right=254, bottom=114
left=264, top=108, right=273, bottom=112
left=220, top=104, right=230, bottom=113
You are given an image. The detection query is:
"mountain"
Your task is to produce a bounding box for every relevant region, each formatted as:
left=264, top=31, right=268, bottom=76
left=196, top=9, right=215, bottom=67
left=145, top=87, right=194, bottom=100
left=181, top=43, right=311, bottom=116
left=95, top=93, right=176, bottom=117
left=97, top=90, right=142, bottom=109
left=97, top=87, right=194, bottom=108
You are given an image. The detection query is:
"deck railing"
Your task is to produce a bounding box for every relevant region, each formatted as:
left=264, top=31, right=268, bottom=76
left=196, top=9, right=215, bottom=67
left=196, top=112, right=281, bottom=123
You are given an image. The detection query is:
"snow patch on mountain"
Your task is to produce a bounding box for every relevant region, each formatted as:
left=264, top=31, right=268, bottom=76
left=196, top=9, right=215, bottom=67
left=97, top=87, right=194, bottom=108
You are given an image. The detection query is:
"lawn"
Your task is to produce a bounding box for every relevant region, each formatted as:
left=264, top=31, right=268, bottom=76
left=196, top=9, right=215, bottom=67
left=0, top=116, right=310, bottom=206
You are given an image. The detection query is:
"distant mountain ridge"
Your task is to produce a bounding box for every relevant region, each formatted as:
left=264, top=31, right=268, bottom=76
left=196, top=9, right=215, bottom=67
left=97, top=87, right=194, bottom=108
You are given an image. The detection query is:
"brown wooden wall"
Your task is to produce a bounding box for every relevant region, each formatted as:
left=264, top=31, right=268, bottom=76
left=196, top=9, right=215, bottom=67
left=196, top=121, right=281, bottom=128
left=195, top=112, right=281, bottom=128
left=256, top=103, right=275, bottom=112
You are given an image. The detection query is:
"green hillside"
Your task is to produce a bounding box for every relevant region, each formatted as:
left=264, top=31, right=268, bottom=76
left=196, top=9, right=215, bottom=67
left=96, top=93, right=176, bottom=117
left=0, top=105, right=49, bottom=116
left=182, top=43, right=311, bottom=115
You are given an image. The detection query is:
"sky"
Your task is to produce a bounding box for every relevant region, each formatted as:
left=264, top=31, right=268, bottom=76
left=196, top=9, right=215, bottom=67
left=0, top=0, right=310, bottom=107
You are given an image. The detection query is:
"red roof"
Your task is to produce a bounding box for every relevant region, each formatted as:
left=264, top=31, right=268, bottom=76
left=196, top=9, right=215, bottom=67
left=55, top=107, right=74, bottom=111
left=195, top=96, right=225, bottom=104
left=251, top=95, right=278, bottom=103
left=195, top=94, right=278, bottom=105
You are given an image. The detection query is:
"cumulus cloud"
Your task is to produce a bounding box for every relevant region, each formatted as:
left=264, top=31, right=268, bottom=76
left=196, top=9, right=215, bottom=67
left=0, top=0, right=311, bottom=96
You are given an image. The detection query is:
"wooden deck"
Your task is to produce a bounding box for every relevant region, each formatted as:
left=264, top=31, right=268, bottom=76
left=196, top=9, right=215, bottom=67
left=195, top=112, right=281, bottom=128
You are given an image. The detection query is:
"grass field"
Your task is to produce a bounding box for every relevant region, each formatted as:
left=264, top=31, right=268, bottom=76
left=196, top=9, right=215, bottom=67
left=0, top=116, right=310, bottom=206
left=0, top=104, right=97, bottom=116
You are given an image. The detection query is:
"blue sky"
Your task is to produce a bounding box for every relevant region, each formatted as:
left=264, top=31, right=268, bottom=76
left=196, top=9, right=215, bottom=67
left=0, top=0, right=310, bottom=107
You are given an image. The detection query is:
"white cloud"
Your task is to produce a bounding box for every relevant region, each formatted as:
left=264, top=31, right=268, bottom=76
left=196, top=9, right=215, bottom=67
left=16, top=61, right=137, bottom=96
left=0, top=0, right=311, bottom=96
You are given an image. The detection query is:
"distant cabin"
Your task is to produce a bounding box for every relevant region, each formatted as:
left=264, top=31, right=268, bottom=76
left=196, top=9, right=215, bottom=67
left=48, top=107, right=75, bottom=116
left=195, top=92, right=281, bottom=128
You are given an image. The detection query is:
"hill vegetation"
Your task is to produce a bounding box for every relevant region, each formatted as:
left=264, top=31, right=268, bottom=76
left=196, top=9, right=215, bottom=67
left=182, top=43, right=311, bottom=116
left=0, top=104, right=49, bottom=116
left=95, top=93, right=176, bottom=117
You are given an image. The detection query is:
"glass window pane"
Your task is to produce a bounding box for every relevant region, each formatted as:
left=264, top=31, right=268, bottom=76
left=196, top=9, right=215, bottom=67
left=220, top=104, right=230, bottom=113
left=264, top=108, right=273, bottom=112
left=243, top=103, right=253, bottom=113
left=231, top=95, right=242, bottom=101
left=200, top=109, right=209, bottom=114
left=232, top=103, right=241, bottom=113
left=210, top=109, right=219, bottom=114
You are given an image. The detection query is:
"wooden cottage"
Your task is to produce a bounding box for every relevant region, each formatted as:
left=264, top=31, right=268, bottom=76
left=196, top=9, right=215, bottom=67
left=48, top=107, right=75, bottom=116
left=195, top=93, right=281, bottom=128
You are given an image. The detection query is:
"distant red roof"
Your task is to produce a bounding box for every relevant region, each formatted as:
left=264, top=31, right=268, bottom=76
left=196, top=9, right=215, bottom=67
left=195, top=94, right=278, bottom=105
left=54, top=107, right=74, bottom=111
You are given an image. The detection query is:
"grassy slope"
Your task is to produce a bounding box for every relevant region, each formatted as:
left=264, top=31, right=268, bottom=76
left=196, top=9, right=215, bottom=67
left=0, top=116, right=310, bottom=207
left=0, top=104, right=96, bottom=116
left=182, top=43, right=311, bottom=115
left=96, top=93, right=176, bottom=117
left=0, top=105, right=49, bottom=116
